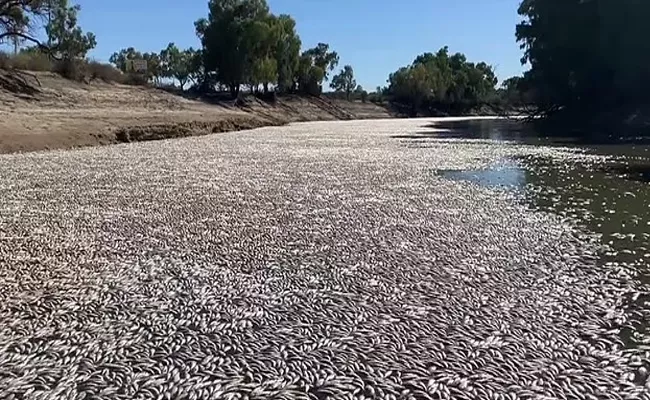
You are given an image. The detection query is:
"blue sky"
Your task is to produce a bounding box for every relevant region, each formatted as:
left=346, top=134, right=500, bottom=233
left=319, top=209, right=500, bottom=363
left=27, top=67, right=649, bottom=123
left=75, top=0, right=526, bottom=89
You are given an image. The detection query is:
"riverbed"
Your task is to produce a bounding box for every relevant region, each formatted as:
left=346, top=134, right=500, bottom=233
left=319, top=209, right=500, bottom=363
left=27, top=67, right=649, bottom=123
left=0, top=118, right=648, bottom=399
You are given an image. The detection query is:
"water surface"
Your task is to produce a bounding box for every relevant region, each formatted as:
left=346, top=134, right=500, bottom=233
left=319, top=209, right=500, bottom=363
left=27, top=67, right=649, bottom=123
left=431, top=119, right=650, bottom=348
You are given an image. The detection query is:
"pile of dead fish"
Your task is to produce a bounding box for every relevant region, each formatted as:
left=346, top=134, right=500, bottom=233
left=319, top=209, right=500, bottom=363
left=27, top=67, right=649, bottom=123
left=0, top=119, right=648, bottom=399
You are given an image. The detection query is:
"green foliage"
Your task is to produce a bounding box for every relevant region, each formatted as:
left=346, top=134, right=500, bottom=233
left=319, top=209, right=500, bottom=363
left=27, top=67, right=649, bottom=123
left=330, top=65, right=356, bottom=100
left=517, top=0, right=650, bottom=126
left=360, top=90, right=368, bottom=103
left=369, top=86, right=385, bottom=104
left=194, top=0, right=305, bottom=95
left=110, top=47, right=142, bottom=73
left=387, top=47, right=498, bottom=115
left=273, top=14, right=301, bottom=93
left=0, top=1, right=102, bottom=83
left=46, top=0, right=96, bottom=60
left=187, top=49, right=205, bottom=88
left=388, top=64, right=432, bottom=115
left=304, top=43, right=339, bottom=80
left=295, top=43, right=338, bottom=95
left=1, top=0, right=94, bottom=81
left=0, top=1, right=55, bottom=49
left=295, top=55, right=324, bottom=95
left=497, top=76, right=532, bottom=108
left=161, top=43, right=195, bottom=90
left=86, top=60, right=123, bottom=83
left=2, top=47, right=52, bottom=70
left=354, top=85, right=368, bottom=103
left=196, top=0, right=270, bottom=96
left=103, top=1, right=338, bottom=97
left=250, top=56, right=277, bottom=92
left=110, top=48, right=166, bottom=84
left=243, top=15, right=278, bottom=91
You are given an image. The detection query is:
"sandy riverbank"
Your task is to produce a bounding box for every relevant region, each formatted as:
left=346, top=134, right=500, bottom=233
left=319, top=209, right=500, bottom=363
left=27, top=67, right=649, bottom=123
left=0, top=70, right=392, bottom=153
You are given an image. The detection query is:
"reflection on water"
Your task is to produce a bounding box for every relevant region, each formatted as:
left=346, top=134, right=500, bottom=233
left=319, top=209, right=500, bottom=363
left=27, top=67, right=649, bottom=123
left=432, top=119, right=650, bottom=349
left=427, top=119, right=532, bottom=142
left=439, top=161, right=527, bottom=191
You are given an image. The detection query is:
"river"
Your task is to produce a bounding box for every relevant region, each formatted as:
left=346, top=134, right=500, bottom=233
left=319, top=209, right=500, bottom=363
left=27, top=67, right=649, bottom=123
left=435, top=118, right=650, bottom=351
left=1, top=117, right=649, bottom=397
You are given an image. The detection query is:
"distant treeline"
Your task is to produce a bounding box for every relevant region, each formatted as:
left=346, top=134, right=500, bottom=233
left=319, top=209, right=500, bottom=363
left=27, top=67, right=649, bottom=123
left=2, top=0, right=648, bottom=130
left=0, top=0, right=512, bottom=114
left=388, top=0, right=650, bottom=128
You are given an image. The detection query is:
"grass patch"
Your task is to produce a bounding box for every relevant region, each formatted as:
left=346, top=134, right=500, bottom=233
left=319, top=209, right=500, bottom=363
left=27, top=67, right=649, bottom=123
left=0, top=51, right=147, bottom=86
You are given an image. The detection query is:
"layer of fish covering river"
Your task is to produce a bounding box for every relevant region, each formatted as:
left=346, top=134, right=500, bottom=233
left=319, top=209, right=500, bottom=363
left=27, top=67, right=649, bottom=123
left=1, top=118, right=649, bottom=399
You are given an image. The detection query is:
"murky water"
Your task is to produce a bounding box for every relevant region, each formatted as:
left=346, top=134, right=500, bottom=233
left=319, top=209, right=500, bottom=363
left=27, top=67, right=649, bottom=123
left=435, top=119, right=650, bottom=349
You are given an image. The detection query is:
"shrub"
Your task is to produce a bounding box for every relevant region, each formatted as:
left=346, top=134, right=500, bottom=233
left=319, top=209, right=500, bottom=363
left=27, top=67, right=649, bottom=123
left=0, top=51, right=52, bottom=71
left=52, top=58, right=85, bottom=81
left=0, top=51, right=133, bottom=85
left=86, top=61, right=123, bottom=83
left=121, top=73, right=149, bottom=86
left=360, top=90, right=368, bottom=103
left=13, top=52, right=52, bottom=71
left=0, top=51, right=10, bottom=69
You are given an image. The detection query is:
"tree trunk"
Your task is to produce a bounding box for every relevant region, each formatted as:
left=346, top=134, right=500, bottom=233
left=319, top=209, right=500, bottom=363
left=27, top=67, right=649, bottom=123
left=230, top=83, right=239, bottom=98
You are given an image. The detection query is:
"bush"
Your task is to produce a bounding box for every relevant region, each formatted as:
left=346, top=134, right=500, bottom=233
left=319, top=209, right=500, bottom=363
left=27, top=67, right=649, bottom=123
left=13, top=52, right=52, bottom=71
left=121, top=73, right=149, bottom=86
left=52, top=58, right=85, bottom=81
left=360, top=90, right=368, bottom=103
left=86, top=61, right=123, bottom=83
left=0, top=51, right=10, bottom=69
left=0, top=50, right=135, bottom=85
left=0, top=51, right=52, bottom=71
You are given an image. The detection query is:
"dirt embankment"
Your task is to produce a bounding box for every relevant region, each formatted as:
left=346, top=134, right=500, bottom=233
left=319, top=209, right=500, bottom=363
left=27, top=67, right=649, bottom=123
left=0, top=71, right=393, bottom=154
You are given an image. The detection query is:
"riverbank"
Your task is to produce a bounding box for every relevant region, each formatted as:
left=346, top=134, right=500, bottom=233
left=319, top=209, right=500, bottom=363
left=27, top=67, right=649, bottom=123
left=538, top=105, right=650, bottom=143
left=0, top=70, right=393, bottom=154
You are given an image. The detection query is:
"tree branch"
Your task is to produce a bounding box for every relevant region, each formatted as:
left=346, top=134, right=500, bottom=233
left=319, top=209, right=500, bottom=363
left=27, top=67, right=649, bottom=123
left=0, top=31, right=61, bottom=60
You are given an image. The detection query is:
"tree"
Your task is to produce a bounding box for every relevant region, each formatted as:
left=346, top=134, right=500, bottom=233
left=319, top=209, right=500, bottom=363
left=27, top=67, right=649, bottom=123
left=0, top=0, right=55, bottom=51
left=386, top=47, right=498, bottom=115
left=250, top=56, right=277, bottom=93
left=355, top=85, right=368, bottom=103
left=294, top=53, right=322, bottom=95
left=143, top=52, right=162, bottom=84
left=330, top=65, right=356, bottom=100
left=295, top=43, right=338, bottom=95
left=110, top=47, right=143, bottom=73
left=161, top=43, right=197, bottom=90
left=187, top=48, right=204, bottom=88
left=303, top=43, right=338, bottom=81
left=498, top=76, right=532, bottom=108
left=273, top=14, right=301, bottom=93
left=109, top=47, right=165, bottom=83
left=242, top=15, right=278, bottom=92
left=46, top=0, right=96, bottom=60
left=388, top=64, right=433, bottom=116
left=196, top=0, right=270, bottom=97
left=516, top=0, right=650, bottom=126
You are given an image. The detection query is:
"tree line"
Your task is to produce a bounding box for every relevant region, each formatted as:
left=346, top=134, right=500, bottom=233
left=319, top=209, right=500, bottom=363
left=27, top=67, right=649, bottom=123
left=0, top=0, right=360, bottom=98
left=1, top=0, right=502, bottom=112
left=5, top=0, right=644, bottom=128
left=385, top=47, right=499, bottom=116
left=0, top=0, right=503, bottom=111
left=110, top=0, right=371, bottom=98
left=513, top=0, right=650, bottom=133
